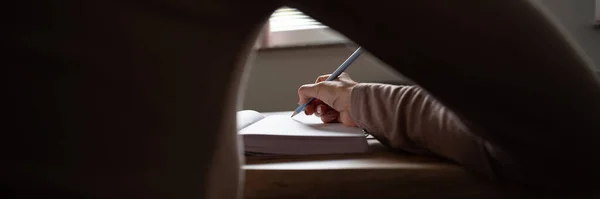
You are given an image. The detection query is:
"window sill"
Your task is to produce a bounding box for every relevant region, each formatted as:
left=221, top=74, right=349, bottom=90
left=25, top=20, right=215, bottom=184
left=257, top=27, right=352, bottom=51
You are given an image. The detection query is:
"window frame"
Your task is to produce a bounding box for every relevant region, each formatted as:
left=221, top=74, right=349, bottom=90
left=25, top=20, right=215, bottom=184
left=255, top=8, right=351, bottom=50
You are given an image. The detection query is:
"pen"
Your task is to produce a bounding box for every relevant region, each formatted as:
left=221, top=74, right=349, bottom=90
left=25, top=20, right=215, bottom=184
left=291, top=47, right=365, bottom=117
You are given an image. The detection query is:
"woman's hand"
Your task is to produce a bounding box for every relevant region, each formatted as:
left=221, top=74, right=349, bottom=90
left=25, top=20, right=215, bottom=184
left=297, top=72, right=358, bottom=127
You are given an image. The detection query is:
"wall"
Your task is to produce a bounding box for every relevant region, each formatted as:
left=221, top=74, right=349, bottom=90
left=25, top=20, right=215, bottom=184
left=242, top=46, right=405, bottom=112
left=242, top=0, right=600, bottom=112
left=538, top=0, right=600, bottom=70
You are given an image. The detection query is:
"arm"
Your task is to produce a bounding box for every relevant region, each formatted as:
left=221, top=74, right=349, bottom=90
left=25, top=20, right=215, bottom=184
left=350, top=83, right=499, bottom=179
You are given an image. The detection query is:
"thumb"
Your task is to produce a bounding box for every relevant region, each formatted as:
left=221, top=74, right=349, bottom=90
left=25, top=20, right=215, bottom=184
left=298, top=82, right=334, bottom=106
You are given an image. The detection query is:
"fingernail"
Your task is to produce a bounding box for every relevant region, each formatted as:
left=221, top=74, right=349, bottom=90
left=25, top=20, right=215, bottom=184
left=316, top=106, right=322, bottom=115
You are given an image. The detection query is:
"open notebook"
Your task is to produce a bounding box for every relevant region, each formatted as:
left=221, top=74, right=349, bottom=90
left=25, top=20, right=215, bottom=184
left=237, top=110, right=369, bottom=155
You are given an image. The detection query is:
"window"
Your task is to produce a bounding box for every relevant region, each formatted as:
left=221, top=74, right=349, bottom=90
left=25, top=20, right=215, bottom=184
left=256, top=7, right=350, bottom=49
left=269, top=7, right=327, bottom=32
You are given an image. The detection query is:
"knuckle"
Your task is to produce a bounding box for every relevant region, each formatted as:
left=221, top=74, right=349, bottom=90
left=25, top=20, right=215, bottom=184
left=298, top=84, right=310, bottom=93
left=314, top=82, right=326, bottom=88
left=314, top=83, right=325, bottom=97
left=340, top=72, right=351, bottom=79
left=299, top=84, right=319, bottom=97
left=316, top=75, right=330, bottom=82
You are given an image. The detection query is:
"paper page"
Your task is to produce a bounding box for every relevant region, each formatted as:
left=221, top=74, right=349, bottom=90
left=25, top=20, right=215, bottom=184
left=239, top=113, right=365, bottom=137
left=237, top=110, right=265, bottom=131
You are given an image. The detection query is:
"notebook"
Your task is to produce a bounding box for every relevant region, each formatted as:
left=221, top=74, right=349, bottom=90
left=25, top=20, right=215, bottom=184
left=237, top=110, right=369, bottom=155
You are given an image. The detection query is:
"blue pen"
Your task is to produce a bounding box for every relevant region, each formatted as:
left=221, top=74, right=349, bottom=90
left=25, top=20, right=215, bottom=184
left=291, top=47, right=365, bottom=117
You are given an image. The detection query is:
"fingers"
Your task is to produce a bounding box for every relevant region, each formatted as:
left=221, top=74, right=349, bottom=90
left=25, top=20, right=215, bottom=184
left=313, top=104, right=339, bottom=123
left=304, top=99, right=322, bottom=115
left=314, top=104, right=338, bottom=123
left=338, top=72, right=351, bottom=80
left=314, top=104, right=331, bottom=117
left=315, top=72, right=352, bottom=84
left=320, top=111, right=339, bottom=123
left=298, top=84, right=318, bottom=105
left=315, top=74, right=331, bottom=83
left=299, top=73, right=354, bottom=112
left=304, top=103, right=316, bottom=115
left=304, top=101, right=339, bottom=123
left=298, top=82, right=331, bottom=105
left=305, top=100, right=342, bottom=125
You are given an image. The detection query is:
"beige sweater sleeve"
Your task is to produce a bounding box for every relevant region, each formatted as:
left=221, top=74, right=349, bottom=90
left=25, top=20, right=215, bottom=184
left=350, top=83, right=499, bottom=179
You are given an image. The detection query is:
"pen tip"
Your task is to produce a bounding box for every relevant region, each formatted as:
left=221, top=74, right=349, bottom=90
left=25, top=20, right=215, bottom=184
left=290, top=112, right=299, bottom=118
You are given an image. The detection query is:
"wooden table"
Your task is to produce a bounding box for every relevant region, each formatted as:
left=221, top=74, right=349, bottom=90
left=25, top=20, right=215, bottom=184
left=242, top=112, right=519, bottom=199
left=243, top=139, right=525, bottom=199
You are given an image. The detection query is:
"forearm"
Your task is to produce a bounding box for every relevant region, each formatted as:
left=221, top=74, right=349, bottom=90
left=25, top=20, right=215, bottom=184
left=350, top=83, right=498, bottom=178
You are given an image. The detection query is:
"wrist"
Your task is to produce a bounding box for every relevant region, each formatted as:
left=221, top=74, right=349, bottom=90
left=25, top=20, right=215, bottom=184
left=348, top=83, right=366, bottom=111
left=348, top=83, right=369, bottom=126
left=340, top=83, right=358, bottom=111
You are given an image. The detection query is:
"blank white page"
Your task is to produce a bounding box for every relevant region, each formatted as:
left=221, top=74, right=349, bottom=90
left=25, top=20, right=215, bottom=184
left=239, top=113, right=365, bottom=137
left=237, top=110, right=265, bottom=131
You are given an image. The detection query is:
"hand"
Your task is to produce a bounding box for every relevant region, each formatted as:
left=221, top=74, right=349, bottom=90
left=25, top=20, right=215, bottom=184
left=297, top=72, right=358, bottom=127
